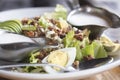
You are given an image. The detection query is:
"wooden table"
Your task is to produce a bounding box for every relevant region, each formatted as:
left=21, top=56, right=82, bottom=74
left=0, top=66, right=120, bottom=80
left=83, top=66, right=120, bottom=80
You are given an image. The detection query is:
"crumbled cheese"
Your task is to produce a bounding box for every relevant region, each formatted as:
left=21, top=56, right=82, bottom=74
left=73, top=27, right=78, bottom=31
left=46, top=30, right=55, bottom=39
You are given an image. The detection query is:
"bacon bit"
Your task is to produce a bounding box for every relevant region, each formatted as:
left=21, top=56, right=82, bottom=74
left=75, top=30, right=82, bottom=34
left=54, top=28, right=61, bottom=33
left=73, top=61, right=79, bottom=69
left=36, top=53, right=44, bottom=60
left=46, top=39, right=58, bottom=45
left=48, top=26, right=54, bottom=31
left=22, top=31, right=35, bottom=38
left=36, top=48, right=59, bottom=60
left=114, top=40, right=119, bottom=43
left=21, top=18, right=29, bottom=25
left=36, top=50, right=48, bottom=60
left=51, top=34, right=57, bottom=37
left=59, top=33, right=66, bottom=38
left=57, top=30, right=66, bottom=39
left=50, top=19, right=57, bottom=25
left=34, top=16, right=40, bottom=21
left=80, top=45, right=84, bottom=49
left=83, top=55, right=94, bottom=61
left=29, top=20, right=35, bottom=25
left=74, top=34, right=83, bottom=41
left=37, top=27, right=45, bottom=37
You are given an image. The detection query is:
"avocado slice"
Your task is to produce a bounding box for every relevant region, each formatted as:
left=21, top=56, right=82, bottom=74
left=0, top=23, right=19, bottom=33
left=0, top=20, right=22, bottom=33
left=0, top=26, right=15, bottom=32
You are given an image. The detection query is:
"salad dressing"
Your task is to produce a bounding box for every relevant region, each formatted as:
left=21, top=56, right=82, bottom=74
left=68, top=13, right=109, bottom=27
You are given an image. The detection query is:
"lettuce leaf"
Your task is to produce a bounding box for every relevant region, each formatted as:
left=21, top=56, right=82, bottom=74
left=63, top=30, right=74, bottom=47
left=57, top=18, right=69, bottom=29
left=80, top=37, right=90, bottom=48
left=44, top=4, right=67, bottom=20
left=63, top=30, right=108, bottom=61
left=38, top=16, right=53, bottom=28
left=81, top=40, right=107, bottom=59
left=22, top=50, right=40, bottom=73
left=53, top=4, right=67, bottom=20
left=39, top=4, right=67, bottom=28
left=92, top=40, right=108, bottom=58
left=29, top=50, right=40, bottom=63
left=81, top=43, right=94, bottom=58
left=63, top=30, right=83, bottom=60
left=72, top=39, right=83, bottom=61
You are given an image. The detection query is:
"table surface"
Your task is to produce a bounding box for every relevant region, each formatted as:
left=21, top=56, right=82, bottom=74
left=0, top=66, right=120, bottom=80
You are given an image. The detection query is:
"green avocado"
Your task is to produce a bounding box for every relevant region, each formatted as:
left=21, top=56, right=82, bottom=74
left=0, top=26, right=15, bottom=32
left=0, top=20, right=22, bottom=33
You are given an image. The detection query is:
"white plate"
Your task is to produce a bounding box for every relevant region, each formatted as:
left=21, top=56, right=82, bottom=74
left=0, top=7, right=54, bottom=21
left=0, top=7, right=120, bottom=80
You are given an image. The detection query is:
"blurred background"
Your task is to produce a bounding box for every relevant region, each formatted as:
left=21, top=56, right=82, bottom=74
left=0, top=0, right=120, bottom=16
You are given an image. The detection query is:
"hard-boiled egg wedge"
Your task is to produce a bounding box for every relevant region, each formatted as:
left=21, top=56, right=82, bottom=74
left=42, top=47, right=76, bottom=73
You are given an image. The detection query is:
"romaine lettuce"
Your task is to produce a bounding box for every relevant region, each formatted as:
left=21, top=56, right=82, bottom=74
left=81, top=43, right=94, bottom=58
left=63, top=30, right=108, bottom=61
left=63, top=30, right=74, bottom=47
left=39, top=16, right=53, bottom=28
left=81, top=40, right=108, bottom=59
left=92, top=40, right=108, bottom=58
left=63, top=30, right=83, bottom=60
left=29, top=50, right=40, bottom=63
left=44, top=4, right=67, bottom=20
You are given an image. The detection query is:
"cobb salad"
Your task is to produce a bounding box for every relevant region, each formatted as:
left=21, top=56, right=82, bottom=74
left=0, top=4, right=119, bottom=73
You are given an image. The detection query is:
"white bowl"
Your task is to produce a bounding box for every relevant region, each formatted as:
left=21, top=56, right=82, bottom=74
left=0, top=7, right=120, bottom=80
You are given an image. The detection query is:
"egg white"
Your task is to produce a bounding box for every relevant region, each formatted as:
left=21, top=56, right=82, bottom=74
left=42, top=47, right=76, bottom=73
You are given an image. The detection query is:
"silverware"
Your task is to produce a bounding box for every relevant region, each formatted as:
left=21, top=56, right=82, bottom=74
left=67, top=5, right=120, bottom=28
left=0, top=56, right=113, bottom=73
left=0, top=63, right=70, bottom=73
left=74, top=25, right=107, bottom=40
left=66, top=1, right=120, bottom=40
left=0, top=31, right=60, bottom=62
left=79, top=56, right=113, bottom=69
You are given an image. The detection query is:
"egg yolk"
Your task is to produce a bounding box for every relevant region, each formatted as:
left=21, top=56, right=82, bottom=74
left=47, top=50, right=68, bottom=67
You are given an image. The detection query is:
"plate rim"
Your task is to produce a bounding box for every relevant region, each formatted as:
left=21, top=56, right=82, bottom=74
left=0, top=60, right=120, bottom=79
